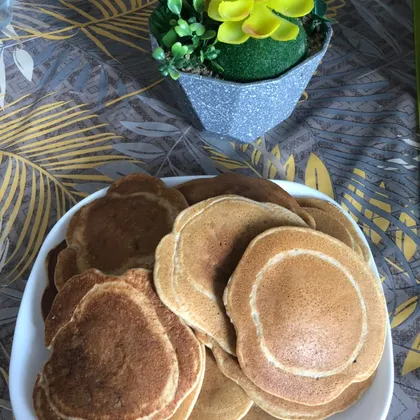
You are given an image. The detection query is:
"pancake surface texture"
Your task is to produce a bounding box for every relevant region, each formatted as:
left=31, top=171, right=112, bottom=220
left=154, top=195, right=308, bottom=355
left=189, top=349, right=252, bottom=420
left=54, top=174, right=187, bottom=290
left=38, top=269, right=202, bottom=420
left=225, top=227, right=387, bottom=405
left=211, top=342, right=375, bottom=420
left=176, top=173, right=315, bottom=228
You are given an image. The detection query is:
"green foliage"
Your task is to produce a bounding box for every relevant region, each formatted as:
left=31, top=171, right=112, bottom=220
left=311, top=0, right=336, bottom=27
left=150, top=0, right=220, bottom=79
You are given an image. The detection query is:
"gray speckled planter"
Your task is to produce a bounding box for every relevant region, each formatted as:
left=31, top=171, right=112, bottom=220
left=152, top=25, right=332, bottom=143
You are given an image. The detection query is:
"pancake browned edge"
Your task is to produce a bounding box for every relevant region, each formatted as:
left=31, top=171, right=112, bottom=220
left=211, top=342, right=375, bottom=420
left=54, top=174, right=188, bottom=290
left=176, top=173, right=316, bottom=228
left=225, top=227, right=387, bottom=406
left=37, top=269, right=202, bottom=420
left=189, top=349, right=253, bottom=420
left=154, top=195, right=309, bottom=356
left=297, top=198, right=370, bottom=263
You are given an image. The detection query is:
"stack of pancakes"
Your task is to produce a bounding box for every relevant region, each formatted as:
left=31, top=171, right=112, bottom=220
left=34, top=173, right=387, bottom=420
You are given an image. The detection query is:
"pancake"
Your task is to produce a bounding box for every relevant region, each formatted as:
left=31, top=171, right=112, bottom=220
left=33, top=375, right=62, bottom=420
left=211, top=342, right=375, bottom=420
left=189, top=349, right=253, bottom=420
left=154, top=195, right=308, bottom=355
left=176, top=173, right=316, bottom=228
left=54, top=174, right=187, bottom=290
left=225, top=227, right=387, bottom=405
left=242, top=406, right=275, bottom=420
left=297, top=198, right=370, bottom=263
left=43, top=269, right=202, bottom=419
left=42, top=280, right=179, bottom=419
left=301, top=207, right=354, bottom=250
left=170, top=343, right=206, bottom=420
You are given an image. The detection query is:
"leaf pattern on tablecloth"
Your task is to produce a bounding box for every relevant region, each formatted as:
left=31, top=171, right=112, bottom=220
left=0, top=0, right=419, bottom=418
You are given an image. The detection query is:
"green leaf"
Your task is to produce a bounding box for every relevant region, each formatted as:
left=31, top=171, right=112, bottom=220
left=171, top=41, right=189, bottom=57
left=168, top=0, right=182, bottom=15
left=193, top=0, right=205, bottom=13
left=200, top=50, right=205, bottom=62
left=168, top=67, right=180, bottom=80
left=152, top=47, right=166, bottom=61
left=186, top=44, right=195, bottom=54
left=190, top=22, right=205, bottom=36
left=314, top=0, right=327, bottom=17
left=201, top=29, right=217, bottom=40
left=188, top=17, right=197, bottom=23
left=175, top=18, right=192, bottom=36
left=169, top=19, right=178, bottom=25
left=162, top=29, right=178, bottom=47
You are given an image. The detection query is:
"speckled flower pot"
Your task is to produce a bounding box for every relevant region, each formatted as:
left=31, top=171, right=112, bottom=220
left=151, top=24, right=332, bottom=143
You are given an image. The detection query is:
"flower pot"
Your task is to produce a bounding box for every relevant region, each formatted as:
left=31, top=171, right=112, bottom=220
left=151, top=24, right=332, bottom=143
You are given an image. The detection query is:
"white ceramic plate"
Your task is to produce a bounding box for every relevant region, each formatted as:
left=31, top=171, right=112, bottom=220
left=9, top=177, right=394, bottom=420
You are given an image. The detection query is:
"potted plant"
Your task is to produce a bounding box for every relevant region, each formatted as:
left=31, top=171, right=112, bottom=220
left=150, top=0, right=333, bottom=143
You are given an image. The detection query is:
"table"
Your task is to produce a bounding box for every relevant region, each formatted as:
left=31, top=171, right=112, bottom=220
left=0, top=0, right=418, bottom=418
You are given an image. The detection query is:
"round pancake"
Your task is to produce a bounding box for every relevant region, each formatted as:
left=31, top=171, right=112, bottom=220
left=33, top=375, right=62, bottom=420
left=189, top=349, right=252, bottom=420
left=225, top=227, right=387, bottom=405
left=154, top=195, right=308, bottom=355
left=176, top=173, right=315, bottom=228
left=54, top=174, right=187, bottom=290
left=211, top=342, right=375, bottom=420
left=301, top=207, right=354, bottom=250
left=170, top=343, right=206, bottom=420
left=297, top=198, right=370, bottom=263
left=42, top=281, right=179, bottom=419
left=44, top=269, right=202, bottom=419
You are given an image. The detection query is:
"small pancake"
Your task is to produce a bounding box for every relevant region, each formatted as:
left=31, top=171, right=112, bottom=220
left=54, top=174, right=187, bottom=290
left=44, top=269, right=202, bottom=419
left=176, top=173, right=316, bottom=228
left=297, top=198, right=370, bottom=263
left=154, top=195, right=308, bottom=355
left=189, top=349, right=252, bottom=420
left=225, top=227, right=387, bottom=405
left=211, top=342, right=375, bottom=420
left=42, top=280, right=179, bottom=419
left=301, top=207, right=354, bottom=250
left=170, top=343, right=206, bottom=420
left=242, top=406, right=275, bottom=420
left=33, top=375, right=62, bottom=420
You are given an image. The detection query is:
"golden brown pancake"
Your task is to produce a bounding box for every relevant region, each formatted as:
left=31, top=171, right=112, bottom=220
left=189, top=349, right=252, bottom=420
left=42, top=280, right=179, bottom=419
left=33, top=375, right=62, bottom=420
left=54, top=174, right=187, bottom=290
left=43, top=269, right=202, bottom=419
left=225, top=227, right=387, bottom=405
left=170, top=343, right=206, bottom=420
left=301, top=207, right=354, bottom=250
left=211, top=342, right=375, bottom=420
left=242, top=406, right=275, bottom=420
left=297, top=198, right=370, bottom=263
left=176, top=173, right=316, bottom=228
left=154, top=195, right=308, bottom=355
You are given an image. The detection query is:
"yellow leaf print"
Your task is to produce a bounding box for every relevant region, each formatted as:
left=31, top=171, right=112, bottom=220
left=341, top=168, right=365, bottom=223
left=305, top=153, right=334, bottom=199
left=402, top=332, right=420, bottom=376
left=0, top=95, right=128, bottom=284
left=363, top=181, right=391, bottom=244
left=251, top=138, right=263, bottom=167
left=391, top=296, right=418, bottom=329
left=2, top=0, right=155, bottom=59
left=396, top=211, right=418, bottom=261
left=284, top=154, right=295, bottom=182
left=268, top=144, right=281, bottom=179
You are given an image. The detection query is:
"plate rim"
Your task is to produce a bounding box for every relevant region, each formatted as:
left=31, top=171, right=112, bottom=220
left=9, top=176, right=394, bottom=419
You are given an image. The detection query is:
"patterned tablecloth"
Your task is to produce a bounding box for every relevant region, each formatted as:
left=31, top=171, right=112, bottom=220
left=0, top=0, right=418, bottom=418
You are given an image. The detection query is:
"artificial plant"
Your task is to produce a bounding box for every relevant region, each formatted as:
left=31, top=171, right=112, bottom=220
left=150, top=0, right=332, bottom=82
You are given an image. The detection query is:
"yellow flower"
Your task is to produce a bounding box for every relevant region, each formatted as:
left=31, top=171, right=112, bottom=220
left=208, top=0, right=314, bottom=44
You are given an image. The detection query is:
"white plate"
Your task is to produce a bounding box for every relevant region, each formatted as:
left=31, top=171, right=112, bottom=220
left=9, top=177, right=394, bottom=420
